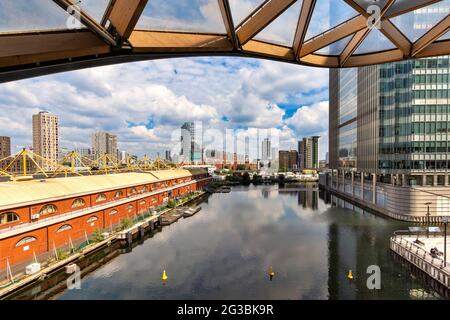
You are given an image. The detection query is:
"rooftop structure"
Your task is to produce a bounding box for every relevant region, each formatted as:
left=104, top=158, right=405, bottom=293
left=1, top=0, right=450, bottom=83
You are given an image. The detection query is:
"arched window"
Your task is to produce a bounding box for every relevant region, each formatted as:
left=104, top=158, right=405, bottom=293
left=39, top=204, right=57, bottom=215
left=16, top=236, right=37, bottom=247
left=71, top=198, right=85, bottom=209
left=57, top=224, right=72, bottom=233
left=127, top=204, right=134, bottom=210
left=139, top=200, right=146, bottom=205
left=0, top=212, right=20, bottom=225
left=129, top=188, right=137, bottom=195
left=87, top=216, right=98, bottom=223
left=96, top=194, right=107, bottom=203
left=115, top=191, right=123, bottom=198
left=141, top=186, right=148, bottom=193
left=109, top=209, right=118, bottom=215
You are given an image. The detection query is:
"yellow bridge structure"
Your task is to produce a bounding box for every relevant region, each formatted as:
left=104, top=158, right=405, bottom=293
left=0, top=149, right=176, bottom=180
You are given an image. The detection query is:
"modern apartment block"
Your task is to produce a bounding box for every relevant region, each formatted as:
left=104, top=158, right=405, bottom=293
left=279, top=150, right=299, bottom=172
left=32, top=111, right=59, bottom=171
left=299, top=136, right=320, bottom=170
left=0, top=136, right=11, bottom=158
left=261, top=138, right=271, bottom=161
left=91, top=131, right=118, bottom=160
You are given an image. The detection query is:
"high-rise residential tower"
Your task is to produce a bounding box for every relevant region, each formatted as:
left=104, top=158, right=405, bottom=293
left=32, top=111, right=59, bottom=170
left=91, top=131, right=118, bottom=160
left=180, top=122, right=202, bottom=163
left=0, top=136, right=11, bottom=159
left=299, top=136, right=320, bottom=169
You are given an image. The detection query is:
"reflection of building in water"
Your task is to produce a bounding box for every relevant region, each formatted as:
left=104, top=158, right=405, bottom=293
left=325, top=193, right=441, bottom=299
left=297, top=191, right=318, bottom=210
left=261, top=187, right=271, bottom=199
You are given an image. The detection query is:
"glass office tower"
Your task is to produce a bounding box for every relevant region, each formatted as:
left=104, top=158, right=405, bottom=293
left=327, top=2, right=450, bottom=218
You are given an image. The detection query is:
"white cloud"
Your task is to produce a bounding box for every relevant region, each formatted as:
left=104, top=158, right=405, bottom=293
left=0, top=57, right=329, bottom=158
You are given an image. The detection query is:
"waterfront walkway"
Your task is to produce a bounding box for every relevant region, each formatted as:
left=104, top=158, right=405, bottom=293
left=391, top=234, right=450, bottom=288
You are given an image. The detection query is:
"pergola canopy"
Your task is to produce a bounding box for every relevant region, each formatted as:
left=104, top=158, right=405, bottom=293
left=0, top=0, right=449, bottom=82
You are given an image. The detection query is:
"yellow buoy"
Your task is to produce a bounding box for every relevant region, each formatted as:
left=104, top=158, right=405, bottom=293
left=347, top=270, right=353, bottom=280
left=162, top=270, right=168, bottom=281
left=268, top=267, right=275, bottom=281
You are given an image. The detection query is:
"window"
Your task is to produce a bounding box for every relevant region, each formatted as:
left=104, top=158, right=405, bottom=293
left=127, top=204, right=134, bottom=210
left=0, top=212, right=19, bottom=225
left=96, top=194, right=107, bottom=203
left=109, top=209, right=118, bottom=215
left=87, top=216, right=98, bottom=223
left=129, top=188, right=137, bottom=195
left=140, top=200, right=146, bottom=205
left=57, top=224, right=73, bottom=233
left=141, top=186, right=148, bottom=193
left=115, top=191, right=123, bottom=198
left=39, top=204, right=57, bottom=215
left=71, top=198, right=85, bottom=209
left=16, top=236, right=37, bottom=247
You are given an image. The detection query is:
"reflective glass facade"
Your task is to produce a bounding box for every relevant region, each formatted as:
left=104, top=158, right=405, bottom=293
left=338, top=68, right=357, bottom=168
left=375, top=56, right=450, bottom=174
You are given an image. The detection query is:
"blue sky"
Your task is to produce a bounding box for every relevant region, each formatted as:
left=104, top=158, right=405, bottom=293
left=0, top=0, right=331, bottom=160
left=0, top=57, right=330, bottom=159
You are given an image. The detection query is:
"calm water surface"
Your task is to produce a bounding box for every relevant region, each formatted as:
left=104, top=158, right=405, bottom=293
left=54, top=185, right=443, bottom=300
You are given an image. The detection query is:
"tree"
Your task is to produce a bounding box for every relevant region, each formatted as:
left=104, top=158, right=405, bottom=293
left=278, top=174, right=286, bottom=186
left=242, top=172, right=251, bottom=185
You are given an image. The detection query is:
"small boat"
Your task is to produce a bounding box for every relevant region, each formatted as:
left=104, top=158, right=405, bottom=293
left=183, top=206, right=201, bottom=217
left=217, top=186, right=231, bottom=193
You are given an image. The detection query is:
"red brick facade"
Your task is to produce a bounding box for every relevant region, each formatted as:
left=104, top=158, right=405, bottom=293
left=0, top=173, right=211, bottom=269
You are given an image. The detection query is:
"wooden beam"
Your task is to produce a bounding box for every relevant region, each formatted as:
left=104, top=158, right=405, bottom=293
left=0, top=31, right=110, bottom=68
left=299, top=53, right=339, bottom=68
left=380, top=20, right=411, bottom=56
left=108, top=0, right=148, bottom=39
left=52, top=0, right=117, bottom=45
left=218, top=0, right=238, bottom=49
left=340, top=28, right=370, bottom=66
left=385, top=0, right=442, bottom=18
left=412, top=14, right=450, bottom=56
left=241, top=39, right=295, bottom=60
left=416, top=39, right=450, bottom=58
left=344, top=0, right=411, bottom=56
left=293, top=0, right=316, bottom=57
left=236, top=0, right=297, bottom=45
left=299, top=15, right=367, bottom=57
left=345, top=48, right=404, bottom=67
left=129, top=31, right=233, bottom=53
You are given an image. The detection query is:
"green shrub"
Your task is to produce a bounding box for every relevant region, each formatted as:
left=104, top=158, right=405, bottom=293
left=91, top=229, right=105, bottom=243
left=119, top=218, right=132, bottom=230
left=167, top=199, right=176, bottom=208
left=56, top=249, right=70, bottom=260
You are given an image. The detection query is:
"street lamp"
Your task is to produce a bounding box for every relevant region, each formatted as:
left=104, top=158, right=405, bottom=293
left=425, top=202, right=432, bottom=238
left=443, top=216, right=449, bottom=268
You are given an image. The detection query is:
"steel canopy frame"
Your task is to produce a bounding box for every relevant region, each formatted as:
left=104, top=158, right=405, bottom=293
left=0, top=0, right=449, bottom=83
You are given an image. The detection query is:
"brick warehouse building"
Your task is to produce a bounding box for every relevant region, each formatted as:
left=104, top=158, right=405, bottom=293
left=0, top=168, right=211, bottom=269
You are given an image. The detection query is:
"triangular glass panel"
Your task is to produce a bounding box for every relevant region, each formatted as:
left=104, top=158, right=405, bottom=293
left=254, top=0, right=302, bottom=46
left=78, top=0, right=111, bottom=23
left=305, top=0, right=359, bottom=41
left=438, top=30, right=450, bottom=41
left=229, top=0, right=266, bottom=26
left=315, top=34, right=354, bottom=55
left=390, top=0, right=450, bottom=42
left=354, top=28, right=397, bottom=55
left=136, top=0, right=226, bottom=33
left=0, top=0, right=76, bottom=33
left=385, top=0, right=444, bottom=18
